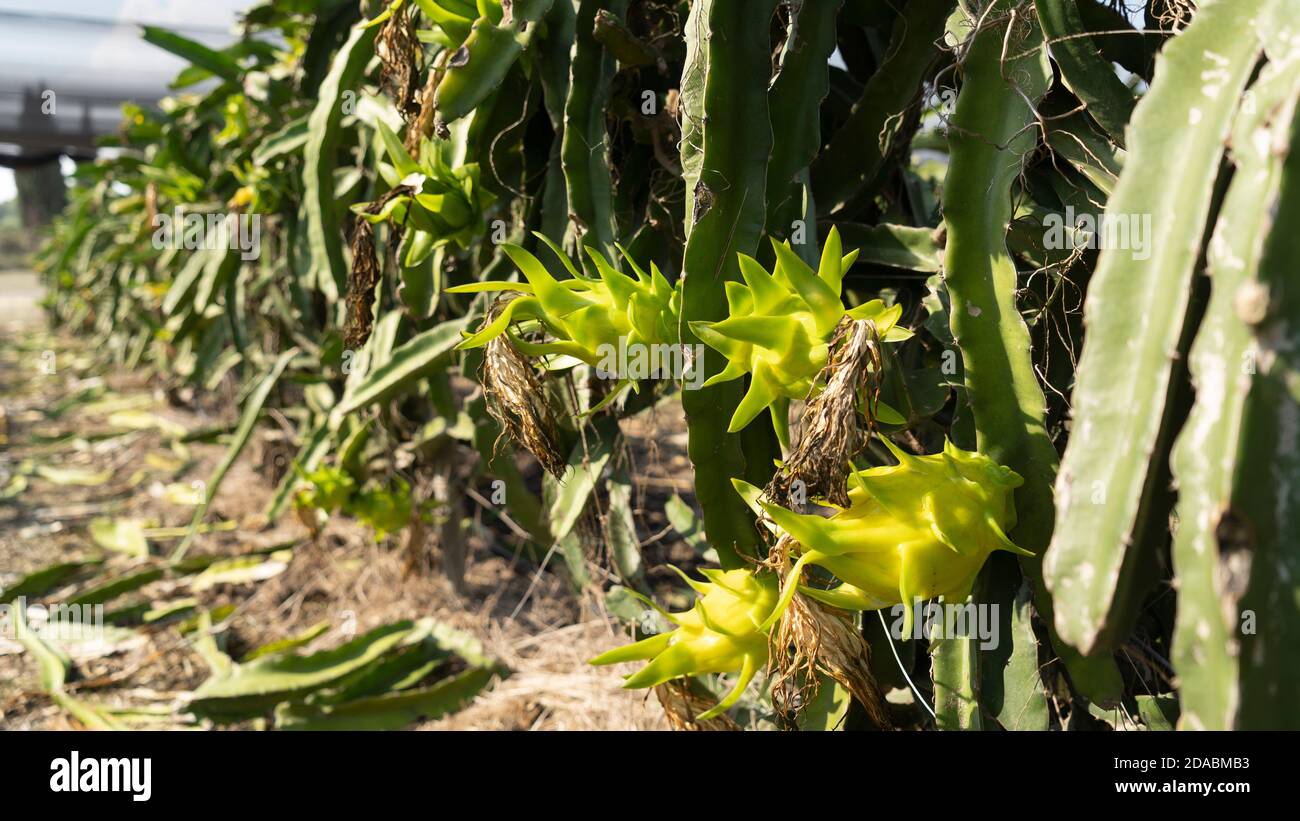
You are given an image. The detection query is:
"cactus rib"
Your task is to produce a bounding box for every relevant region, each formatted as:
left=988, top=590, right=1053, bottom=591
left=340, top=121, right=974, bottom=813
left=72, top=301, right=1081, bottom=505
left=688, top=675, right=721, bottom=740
left=1044, top=0, right=1268, bottom=657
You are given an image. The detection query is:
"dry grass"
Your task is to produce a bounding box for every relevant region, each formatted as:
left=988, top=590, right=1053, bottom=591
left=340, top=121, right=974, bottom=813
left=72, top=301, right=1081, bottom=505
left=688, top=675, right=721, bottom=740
left=0, top=324, right=671, bottom=731
left=427, top=619, right=667, bottom=730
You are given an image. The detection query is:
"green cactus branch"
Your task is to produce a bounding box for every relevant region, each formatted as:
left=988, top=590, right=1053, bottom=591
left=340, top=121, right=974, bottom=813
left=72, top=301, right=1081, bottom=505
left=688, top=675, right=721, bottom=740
left=678, top=0, right=781, bottom=568
left=561, top=0, right=624, bottom=266
left=1169, top=55, right=1300, bottom=731
left=941, top=0, right=1120, bottom=708
left=1043, top=0, right=1268, bottom=660
left=811, top=0, right=952, bottom=215
left=1230, top=36, right=1300, bottom=729
left=764, top=0, right=841, bottom=257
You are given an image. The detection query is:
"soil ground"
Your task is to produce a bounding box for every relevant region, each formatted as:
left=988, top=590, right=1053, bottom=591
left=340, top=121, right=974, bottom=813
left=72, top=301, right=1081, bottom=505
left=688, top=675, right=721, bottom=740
left=0, top=273, right=677, bottom=730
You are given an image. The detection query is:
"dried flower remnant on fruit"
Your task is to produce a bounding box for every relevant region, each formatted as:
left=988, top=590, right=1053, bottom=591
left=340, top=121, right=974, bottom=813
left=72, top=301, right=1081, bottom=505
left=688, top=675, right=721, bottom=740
left=479, top=297, right=566, bottom=477
left=653, top=681, right=741, bottom=731
left=343, top=218, right=380, bottom=349
left=735, top=437, right=1029, bottom=637
left=689, top=226, right=912, bottom=439
left=770, top=316, right=885, bottom=509
left=343, top=187, right=412, bottom=348
left=377, top=0, right=421, bottom=121
left=770, top=586, right=891, bottom=729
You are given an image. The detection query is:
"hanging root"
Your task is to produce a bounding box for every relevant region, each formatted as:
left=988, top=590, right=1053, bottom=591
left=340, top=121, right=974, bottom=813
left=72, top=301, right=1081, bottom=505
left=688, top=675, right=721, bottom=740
left=654, top=680, right=741, bottom=731
left=1153, top=0, right=1196, bottom=32
left=479, top=297, right=567, bottom=477
left=769, top=316, right=883, bottom=509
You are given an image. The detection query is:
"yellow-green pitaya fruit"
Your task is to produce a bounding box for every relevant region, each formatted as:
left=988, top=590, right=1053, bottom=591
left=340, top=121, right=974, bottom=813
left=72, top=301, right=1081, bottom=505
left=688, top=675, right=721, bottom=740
left=588, top=567, right=778, bottom=720
left=358, top=123, right=496, bottom=253
left=688, top=227, right=912, bottom=439
left=447, top=233, right=680, bottom=371
left=732, top=437, right=1029, bottom=636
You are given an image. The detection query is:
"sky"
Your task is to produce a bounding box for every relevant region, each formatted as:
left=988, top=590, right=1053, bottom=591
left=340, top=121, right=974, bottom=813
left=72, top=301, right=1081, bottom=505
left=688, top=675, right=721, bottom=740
left=0, top=0, right=249, bottom=203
